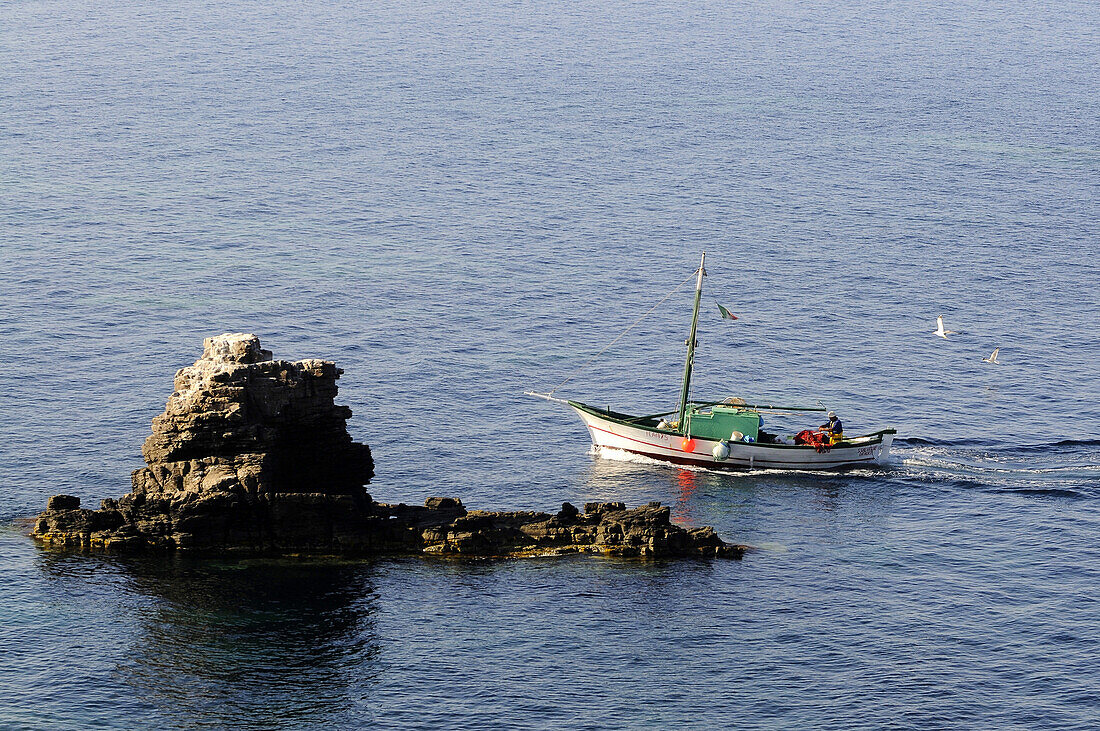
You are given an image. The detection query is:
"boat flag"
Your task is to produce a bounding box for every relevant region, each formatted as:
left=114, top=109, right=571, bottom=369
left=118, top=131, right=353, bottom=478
left=716, top=302, right=738, bottom=321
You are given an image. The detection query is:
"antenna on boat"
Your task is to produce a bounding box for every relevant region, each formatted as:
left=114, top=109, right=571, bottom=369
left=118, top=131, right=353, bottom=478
left=676, top=252, right=706, bottom=432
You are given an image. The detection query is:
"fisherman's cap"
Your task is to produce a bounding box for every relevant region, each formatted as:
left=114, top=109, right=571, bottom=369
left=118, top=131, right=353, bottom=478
left=828, top=411, right=837, bottom=417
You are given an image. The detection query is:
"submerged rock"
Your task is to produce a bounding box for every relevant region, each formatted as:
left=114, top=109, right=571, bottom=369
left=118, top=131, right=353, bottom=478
left=32, top=334, right=743, bottom=559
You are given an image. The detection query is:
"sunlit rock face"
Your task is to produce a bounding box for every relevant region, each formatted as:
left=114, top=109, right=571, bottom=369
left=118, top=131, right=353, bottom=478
left=135, top=332, right=373, bottom=497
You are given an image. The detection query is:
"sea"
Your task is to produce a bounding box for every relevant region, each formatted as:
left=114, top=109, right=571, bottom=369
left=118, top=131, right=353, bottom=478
left=1, top=0, right=1098, bottom=728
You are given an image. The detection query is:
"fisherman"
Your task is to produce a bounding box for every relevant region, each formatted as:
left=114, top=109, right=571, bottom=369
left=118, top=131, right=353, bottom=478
left=819, top=411, right=844, bottom=444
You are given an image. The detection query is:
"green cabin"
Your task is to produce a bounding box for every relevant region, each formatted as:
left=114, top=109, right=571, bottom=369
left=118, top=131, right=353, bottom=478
left=685, top=405, right=761, bottom=441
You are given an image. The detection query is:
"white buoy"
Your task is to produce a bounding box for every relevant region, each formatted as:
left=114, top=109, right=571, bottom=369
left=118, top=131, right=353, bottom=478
left=730, top=430, right=743, bottom=441
left=712, top=441, right=730, bottom=461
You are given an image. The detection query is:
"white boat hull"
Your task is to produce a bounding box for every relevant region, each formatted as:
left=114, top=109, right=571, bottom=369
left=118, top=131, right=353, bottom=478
left=572, top=405, right=894, bottom=471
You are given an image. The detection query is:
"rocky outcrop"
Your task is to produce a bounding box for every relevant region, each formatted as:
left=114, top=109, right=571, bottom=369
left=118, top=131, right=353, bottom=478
left=132, top=332, right=373, bottom=497
left=32, top=334, right=743, bottom=559
left=33, top=495, right=739, bottom=558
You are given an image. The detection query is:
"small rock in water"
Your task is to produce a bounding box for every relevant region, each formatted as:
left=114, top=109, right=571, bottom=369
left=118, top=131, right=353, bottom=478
left=47, top=495, right=81, bottom=511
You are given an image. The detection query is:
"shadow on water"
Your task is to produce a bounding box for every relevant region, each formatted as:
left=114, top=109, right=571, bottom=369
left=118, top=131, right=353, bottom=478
left=21, top=540, right=741, bottom=730
left=34, top=551, right=382, bottom=731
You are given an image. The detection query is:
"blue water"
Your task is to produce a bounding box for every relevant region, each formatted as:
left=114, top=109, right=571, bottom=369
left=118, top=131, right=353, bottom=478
left=2, top=0, right=1099, bottom=727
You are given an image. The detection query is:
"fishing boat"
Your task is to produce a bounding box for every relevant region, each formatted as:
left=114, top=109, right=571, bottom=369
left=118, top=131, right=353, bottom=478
left=527, top=253, right=896, bottom=471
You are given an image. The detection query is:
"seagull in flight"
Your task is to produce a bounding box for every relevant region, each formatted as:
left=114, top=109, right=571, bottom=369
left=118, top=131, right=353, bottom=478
left=934, top=315, right=957, bottom=339
left=982, top=348, right=1002, bottom=364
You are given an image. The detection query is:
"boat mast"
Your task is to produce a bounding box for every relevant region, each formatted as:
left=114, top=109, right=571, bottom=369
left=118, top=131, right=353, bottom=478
left=676, top=252, right=706, bottom=432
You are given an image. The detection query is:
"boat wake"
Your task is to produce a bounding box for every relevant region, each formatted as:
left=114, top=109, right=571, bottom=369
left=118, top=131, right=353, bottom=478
left=896, top=440, right=1100, bottom=499
left=591, top=442, right=1098, bottom=499
left=899, top=436, right=1100, bottom=451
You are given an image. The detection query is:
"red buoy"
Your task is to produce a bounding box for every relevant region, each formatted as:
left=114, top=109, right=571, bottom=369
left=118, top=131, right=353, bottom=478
left=681, top=438, right=696, bottom=452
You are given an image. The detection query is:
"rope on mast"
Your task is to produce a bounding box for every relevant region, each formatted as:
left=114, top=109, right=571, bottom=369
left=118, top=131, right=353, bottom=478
left=547, top=268, right=700, bottom=397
